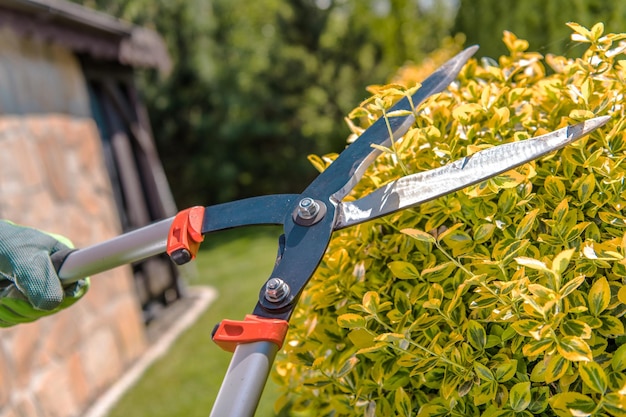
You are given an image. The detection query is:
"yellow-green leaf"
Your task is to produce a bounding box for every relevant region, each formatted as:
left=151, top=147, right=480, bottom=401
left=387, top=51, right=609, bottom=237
left=557, top=336, right=593, bottom=362
left=599, top=315, right=625, bottom=337
left=590, top=22, right=604, bottom=41
left=516, top=209, right=539, bottom=239
left=552, top=248, right=575, bottom=276
left=493, top=360, right=517, bottom=383
left=549, top=392, right=596, bottom=416
left=619, top=285, right=626, bottom=305
left=560, top=319, right=592, bottom=339
left=523, top=338, right=555, bottom=357
left=362, top=291, right=381, bottom=314
left=511, top=319, right=543, bottom=338
left=440, top=228, right=474, bottom=257
left=567, top=22, right=592, bottom=42
left=579, top=361, right=608, bottom=394
left=545, top=354, right=569, bottom=383
left=388, top=261, right=420, bottom=280
left=400, top=228, right=435, bottom=243
left=337, top=313, right=366, bottom=329
left=452, top=103, right=483, bottom=124
left=613, top=344, right=626, bottom=372
left=553, top=199, right=569, bottom=223
left=394, top=387, right=412, bottom=417
left=474, top=362, right=494, bottom=381
left=509, top=381, right=531, bottom=412
left=473, top=223, right=496, bottom=244
left=421, top=262, right=456, bottom=283
left=467, top=320, right=487, bottom=350
left=515, top=257, right=551, bottom=273
left=577, top=173, right=596, bottom=203
left=336, top=356, right=359, bottom=378
left=588, top=276, right=611, bottom=316
left=560, top=275, right=586, bottom=298
left=544, top=176, right=566, bottom=200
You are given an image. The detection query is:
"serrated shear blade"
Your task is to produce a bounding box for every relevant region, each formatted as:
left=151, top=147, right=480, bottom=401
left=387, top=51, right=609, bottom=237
left=336, top=116, right=611, bottom=229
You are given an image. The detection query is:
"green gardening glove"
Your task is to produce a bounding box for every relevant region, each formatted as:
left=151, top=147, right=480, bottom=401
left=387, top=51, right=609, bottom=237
left=0, top=220, right=89, bottom=327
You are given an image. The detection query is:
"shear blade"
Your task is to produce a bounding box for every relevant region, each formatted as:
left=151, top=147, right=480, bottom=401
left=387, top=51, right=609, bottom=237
left=336, top=116, right=611, bottom=229
left=303, top=45, right=479, bottom=200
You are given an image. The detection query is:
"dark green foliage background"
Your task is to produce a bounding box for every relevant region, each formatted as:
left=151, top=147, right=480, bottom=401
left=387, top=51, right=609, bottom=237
left=71, top=0, right=454, bottom=206
left=454, top=0, right=626, bottom=58
left=71, top=0, right=626, bottom=207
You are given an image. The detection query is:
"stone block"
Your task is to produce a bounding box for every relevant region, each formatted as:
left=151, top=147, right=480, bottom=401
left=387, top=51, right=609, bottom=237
left=34, top=361, right=80, bottom=417
left=79, top=327, right=122, bottom=392
left=113, top=296, right=147, bottom=362
left=5, top=321, right=41, bottom=389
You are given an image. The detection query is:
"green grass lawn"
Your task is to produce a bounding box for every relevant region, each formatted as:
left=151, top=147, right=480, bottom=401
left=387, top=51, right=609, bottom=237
left=108, top=226, right=284, bottom=417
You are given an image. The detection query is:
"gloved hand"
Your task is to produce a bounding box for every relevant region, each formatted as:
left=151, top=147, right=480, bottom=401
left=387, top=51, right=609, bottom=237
left=0, top=220, right=89, bottom=327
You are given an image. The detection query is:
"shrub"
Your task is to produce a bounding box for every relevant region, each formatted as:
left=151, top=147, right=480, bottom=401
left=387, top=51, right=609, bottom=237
left=273, top=23, right=626, bottom=417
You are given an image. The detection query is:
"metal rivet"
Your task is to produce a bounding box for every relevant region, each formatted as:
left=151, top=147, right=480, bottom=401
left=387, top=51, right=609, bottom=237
left=297, top=198, right=319, bottom=219
left=264, top=277, right=290, bottom=303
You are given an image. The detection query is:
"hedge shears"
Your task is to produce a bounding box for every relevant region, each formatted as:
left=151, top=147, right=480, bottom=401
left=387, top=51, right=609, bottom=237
left=54, top=45, right=610, bottom=417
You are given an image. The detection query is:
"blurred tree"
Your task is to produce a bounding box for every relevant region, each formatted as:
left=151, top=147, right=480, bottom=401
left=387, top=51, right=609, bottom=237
left=454, top=0, right=626, bottom=58
left=71, top=0, right=457, bottom=206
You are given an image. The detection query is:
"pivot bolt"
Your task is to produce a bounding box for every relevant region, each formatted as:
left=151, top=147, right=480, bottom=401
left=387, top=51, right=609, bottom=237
left=265, top=277, right=290, bottom=303
left=297, top=198, right=320, bottom=219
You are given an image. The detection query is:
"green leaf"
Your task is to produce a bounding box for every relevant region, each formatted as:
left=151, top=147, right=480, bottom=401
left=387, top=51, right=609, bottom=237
left=421, top=262, right=457, bottom=283
left=467, top=320, right=487, bottom=350
left=474, top=223, right=496, bottom=243
left=523, top=338, right=554, bottom=357
left=602, top=393, right=626, bottom=416
left=388, top=261, right=420, bottom=279
left=553, top=199, right=569, bottom=223
left=557, top=336, right=593, bottom=362
left=559, top=275, right=585, bottom=298
left=440, top=228, right=474, bottom=256
left=337, top=313, right=366, bottom=329
left=362, top=291, right=381, bottom=314
left=375, top=333, right=406, bottom=343
left=335, top=356, right=359, bottom=378
left=511, top=319, right=543, bottom=338
left=552, top=248, right=575, bottom=276
left=529, top=386, right=550, bottom=414
left=493, top=359, right=517, bottom=382
left=416, top=403, right=449, bottom=417
left=516, top=209, right=539, bottom=239
left=549, top=392, right=596, bottom=416
left=579, top=361, right=608, bottom=394
left=401, top=228, right=435, bottom=243
left=560, top=319, right=592, bottom=339
left=515, top=257, right=551, bottom=273
left=394, top=387, right=412, bottom=417
left=544, top=176, right=566, bottom=200
left=588, top=276, right=611, bottom=316
left=469, top=294, right=499, bottom=309
left=474, top=362, right=495, bottom=381
left=347, top=329, right=375, bottom=349
left=598, top=315, right=625, bottom=337
left=441, top=370, right=462, bottom=399
left=509, top=381, right=531, bottom=412
left=611, top=343, right=626, bottom=372
left=409, top=357, right=439, bottom=374
left=545, top=354, right=569, bottom=383
left=577, top=173, right=596, bottom=203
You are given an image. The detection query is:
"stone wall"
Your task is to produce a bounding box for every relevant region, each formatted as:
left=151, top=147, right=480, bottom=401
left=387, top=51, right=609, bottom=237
left=0, top=29, right=147, bottom=417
